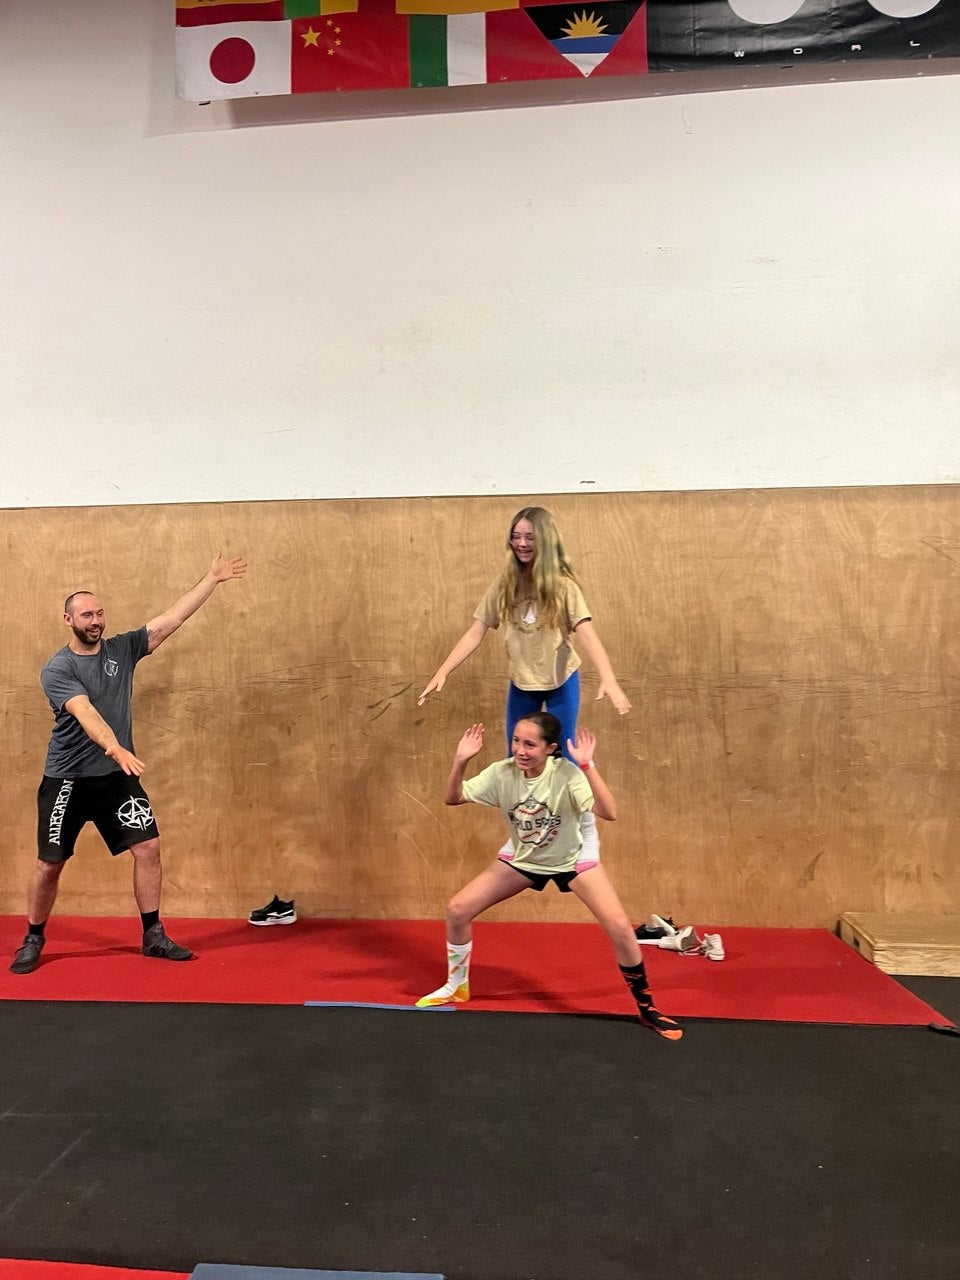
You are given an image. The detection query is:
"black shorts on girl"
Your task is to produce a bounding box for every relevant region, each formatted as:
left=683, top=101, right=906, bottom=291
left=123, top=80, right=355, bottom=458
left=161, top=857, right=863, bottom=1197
left=37, top=773, right=160, bottom=862
left=505, top=862, right=578, bottom=893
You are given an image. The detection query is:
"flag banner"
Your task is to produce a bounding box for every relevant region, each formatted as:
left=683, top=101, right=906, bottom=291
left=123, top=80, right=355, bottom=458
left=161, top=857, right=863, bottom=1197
left=175, top=0, right=960, bottom=99
left=645, top=0, right=960, bottom=70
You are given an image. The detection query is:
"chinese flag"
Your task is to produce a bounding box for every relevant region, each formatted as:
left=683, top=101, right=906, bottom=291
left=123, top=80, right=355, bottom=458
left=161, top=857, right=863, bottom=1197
left=291, top=6, right=409, bottom=91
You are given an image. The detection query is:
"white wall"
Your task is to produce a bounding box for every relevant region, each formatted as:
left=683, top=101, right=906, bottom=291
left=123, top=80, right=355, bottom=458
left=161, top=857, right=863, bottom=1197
left=1, top=0, right=958, bottom=508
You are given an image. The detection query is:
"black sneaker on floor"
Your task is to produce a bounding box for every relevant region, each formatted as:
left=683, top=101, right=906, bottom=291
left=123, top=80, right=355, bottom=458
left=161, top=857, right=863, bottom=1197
left=142, top=922, right=193, bottom=960
left=10, top=933, right=45, bottom=975
left=248, top=895, right=297, bottom=926
left=634, top=913, right=678, bottom=945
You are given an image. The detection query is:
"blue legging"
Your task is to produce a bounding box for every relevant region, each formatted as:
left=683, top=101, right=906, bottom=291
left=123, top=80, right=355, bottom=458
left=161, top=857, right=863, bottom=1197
left=506, top=671, right=581, bottom=761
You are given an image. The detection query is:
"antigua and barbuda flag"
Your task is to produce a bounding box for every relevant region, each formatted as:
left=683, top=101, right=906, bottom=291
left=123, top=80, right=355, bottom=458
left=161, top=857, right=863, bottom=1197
left=524, top=2, right=642, bottom=75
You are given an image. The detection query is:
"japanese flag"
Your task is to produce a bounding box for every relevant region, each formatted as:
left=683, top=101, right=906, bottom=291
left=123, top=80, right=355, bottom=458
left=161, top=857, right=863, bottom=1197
left=176, top=20, right=292, bottom=101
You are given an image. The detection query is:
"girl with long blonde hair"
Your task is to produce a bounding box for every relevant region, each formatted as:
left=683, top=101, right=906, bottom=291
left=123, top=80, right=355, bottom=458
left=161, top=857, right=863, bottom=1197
left=418, top=505, right=630, bottom=757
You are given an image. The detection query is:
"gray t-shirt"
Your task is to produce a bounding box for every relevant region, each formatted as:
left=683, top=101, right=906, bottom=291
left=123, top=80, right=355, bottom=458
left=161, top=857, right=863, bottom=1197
left=40, top=628, right=149, bottom=777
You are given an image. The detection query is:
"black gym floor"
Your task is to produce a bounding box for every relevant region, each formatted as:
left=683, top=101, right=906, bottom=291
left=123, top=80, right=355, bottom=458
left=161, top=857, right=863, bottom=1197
left=1, top=977, right=957, bottom=1280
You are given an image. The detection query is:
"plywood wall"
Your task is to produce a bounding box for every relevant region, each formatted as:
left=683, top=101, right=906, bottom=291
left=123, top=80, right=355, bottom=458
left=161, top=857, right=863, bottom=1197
left=1, top=488, right=957, bottom=928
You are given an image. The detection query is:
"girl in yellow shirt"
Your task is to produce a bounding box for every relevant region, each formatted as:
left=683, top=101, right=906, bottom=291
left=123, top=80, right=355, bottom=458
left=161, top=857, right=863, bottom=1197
left=416, top=714, right=682, bottom=1041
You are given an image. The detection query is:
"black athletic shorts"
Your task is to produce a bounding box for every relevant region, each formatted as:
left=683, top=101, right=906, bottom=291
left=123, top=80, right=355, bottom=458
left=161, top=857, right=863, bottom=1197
left=37, top=773, right=160, bottom=862
left=504, top=861, right=578, bottom=893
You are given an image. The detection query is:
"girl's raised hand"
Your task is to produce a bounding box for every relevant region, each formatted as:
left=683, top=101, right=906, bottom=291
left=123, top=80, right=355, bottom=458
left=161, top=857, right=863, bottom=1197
left=596, top=680, right=632, bottom=715
left=566, top=726, right=597, bottom=768
left=418, top=674, right=445, bottom=705
left=455, top=723, right=485, bottom=761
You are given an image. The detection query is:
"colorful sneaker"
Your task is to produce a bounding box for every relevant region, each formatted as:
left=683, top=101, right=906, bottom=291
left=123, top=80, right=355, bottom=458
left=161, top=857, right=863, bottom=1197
left=142, top=922, right=193, bottom=960
left=634, top=914, right=679, bottom=945
left=248, top=895, right=297, bottom=926
left=415, top=982, right=470, bottom=1008
left=701, top=932, right=725, bottom=961
left=10, top=933, right=45, bottom=975
left=660, top=924, right=703, bottom=954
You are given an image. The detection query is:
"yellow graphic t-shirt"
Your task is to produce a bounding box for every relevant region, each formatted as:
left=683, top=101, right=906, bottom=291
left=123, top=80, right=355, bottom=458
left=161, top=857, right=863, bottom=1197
left=473, top=576, right=591, bottom=692
left=461, top=756, right=594, bottom=875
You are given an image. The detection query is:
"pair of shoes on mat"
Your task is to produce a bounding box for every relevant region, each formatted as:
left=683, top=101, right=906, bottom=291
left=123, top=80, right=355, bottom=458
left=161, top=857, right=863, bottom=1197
left=10, top=933, right=45, bottom=975
left=248, top=894, right=297, bottom=926
left=668, top=928, right=725, bottom=961
left=663, top=927, right=726, bottom=961
left=142, top=922, right=193, bottom=961
left=636, top=915, right=725, bottom=961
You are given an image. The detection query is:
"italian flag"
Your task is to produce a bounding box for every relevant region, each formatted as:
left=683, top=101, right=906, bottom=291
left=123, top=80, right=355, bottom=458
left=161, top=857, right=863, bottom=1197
left=409, top=13, right=487, bottom=86
left=409, top=9, right=585, bottom=86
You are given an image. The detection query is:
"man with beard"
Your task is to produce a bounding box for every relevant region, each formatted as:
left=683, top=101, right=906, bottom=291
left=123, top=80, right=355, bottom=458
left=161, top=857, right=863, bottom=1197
left=9, top=554, right=247, bottom=975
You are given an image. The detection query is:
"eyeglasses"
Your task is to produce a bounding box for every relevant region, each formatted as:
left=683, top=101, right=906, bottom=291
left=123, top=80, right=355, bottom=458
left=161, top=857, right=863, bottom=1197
left=510, top=533, right=536, bottom=544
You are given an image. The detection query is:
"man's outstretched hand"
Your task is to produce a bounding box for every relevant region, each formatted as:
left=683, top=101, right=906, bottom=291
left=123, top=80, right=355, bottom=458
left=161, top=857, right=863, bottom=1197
left=211, top=555, right=247, bottom=583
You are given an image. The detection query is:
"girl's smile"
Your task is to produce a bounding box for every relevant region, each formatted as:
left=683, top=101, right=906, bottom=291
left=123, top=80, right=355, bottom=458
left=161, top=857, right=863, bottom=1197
left=510, top=518, right=536, bottom=567
left=512, top=718, right=556, bottom=777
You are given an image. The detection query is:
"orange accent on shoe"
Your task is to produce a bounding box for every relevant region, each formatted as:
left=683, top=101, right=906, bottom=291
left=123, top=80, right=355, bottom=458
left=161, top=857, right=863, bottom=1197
left=638, top=1010, right=684, bottom=1041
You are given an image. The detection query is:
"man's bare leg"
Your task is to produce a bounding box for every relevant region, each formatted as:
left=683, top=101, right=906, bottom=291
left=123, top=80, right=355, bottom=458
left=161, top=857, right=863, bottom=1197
left=129, top=839, right=192, bottom=961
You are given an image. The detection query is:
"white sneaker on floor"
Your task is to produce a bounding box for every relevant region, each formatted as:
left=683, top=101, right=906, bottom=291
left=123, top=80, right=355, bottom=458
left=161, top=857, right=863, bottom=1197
left=701, top=932, right=725, bottom=961
left=659, top=924, right=703, bottom=955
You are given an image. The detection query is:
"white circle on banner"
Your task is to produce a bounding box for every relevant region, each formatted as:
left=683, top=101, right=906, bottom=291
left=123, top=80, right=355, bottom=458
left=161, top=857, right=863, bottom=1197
left=727, top=0, right=805, bottom=23
left=868, top=0, right=939, bottom=16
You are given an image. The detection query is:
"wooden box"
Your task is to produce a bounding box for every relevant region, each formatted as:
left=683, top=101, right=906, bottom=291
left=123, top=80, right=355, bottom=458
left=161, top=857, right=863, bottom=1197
left=838, top=913, right=960, bottom=977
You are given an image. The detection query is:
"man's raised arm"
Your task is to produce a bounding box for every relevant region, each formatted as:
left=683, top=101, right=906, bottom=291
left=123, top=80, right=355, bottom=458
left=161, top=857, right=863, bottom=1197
left=146, top=555, right=247, bottom=654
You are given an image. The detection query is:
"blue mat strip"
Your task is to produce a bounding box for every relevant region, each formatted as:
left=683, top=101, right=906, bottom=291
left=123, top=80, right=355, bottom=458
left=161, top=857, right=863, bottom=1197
left=304, top=1001, right=454, bottom=1012
left=191, top=1266, right=444, bottom=1279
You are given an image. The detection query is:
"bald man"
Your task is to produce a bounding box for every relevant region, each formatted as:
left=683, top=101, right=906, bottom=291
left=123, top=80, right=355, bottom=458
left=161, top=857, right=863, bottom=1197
left=9, top=555, right=247, bottom=975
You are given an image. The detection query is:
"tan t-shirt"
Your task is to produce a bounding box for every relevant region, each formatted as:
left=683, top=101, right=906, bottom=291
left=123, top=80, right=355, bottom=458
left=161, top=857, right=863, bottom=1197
left=473, top=576, right=591, bottom=692
left=462, top=756, right=594, bottom=875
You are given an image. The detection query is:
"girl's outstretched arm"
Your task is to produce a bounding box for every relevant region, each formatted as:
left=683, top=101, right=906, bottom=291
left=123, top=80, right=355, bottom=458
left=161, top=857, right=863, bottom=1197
left=444, top=723, right=486, bottom=805
left=567, top=727, right=617, bottom=821
left=419, top=619, right=489, bottom=705
left=572, top=619, right=632, bottom=715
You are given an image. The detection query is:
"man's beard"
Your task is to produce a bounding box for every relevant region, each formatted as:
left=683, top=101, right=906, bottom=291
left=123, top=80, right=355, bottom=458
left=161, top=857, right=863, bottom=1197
left=71, top=624, right=102, bottom=647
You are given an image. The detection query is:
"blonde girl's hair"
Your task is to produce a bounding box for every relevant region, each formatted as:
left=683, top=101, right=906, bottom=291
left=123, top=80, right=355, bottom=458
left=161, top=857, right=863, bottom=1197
left=497, top=506, right=579, bottom=630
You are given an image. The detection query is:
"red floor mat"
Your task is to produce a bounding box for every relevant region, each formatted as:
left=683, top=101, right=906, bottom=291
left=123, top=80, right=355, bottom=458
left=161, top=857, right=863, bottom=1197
left=0, top=915, right=948, bottom=1025
left=0, top=1263, right=186, bottom=1279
